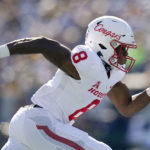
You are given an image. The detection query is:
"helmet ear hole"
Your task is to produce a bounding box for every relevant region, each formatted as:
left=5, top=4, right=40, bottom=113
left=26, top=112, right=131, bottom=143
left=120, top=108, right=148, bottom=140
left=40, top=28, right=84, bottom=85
left=99, top=43, right=107, bottom=49
left=97, top=51, right=103, bottom=57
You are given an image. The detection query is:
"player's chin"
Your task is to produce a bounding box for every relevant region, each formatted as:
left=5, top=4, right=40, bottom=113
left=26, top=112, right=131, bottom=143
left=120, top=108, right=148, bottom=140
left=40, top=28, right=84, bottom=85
left=118, top=58, right=127, bottom=65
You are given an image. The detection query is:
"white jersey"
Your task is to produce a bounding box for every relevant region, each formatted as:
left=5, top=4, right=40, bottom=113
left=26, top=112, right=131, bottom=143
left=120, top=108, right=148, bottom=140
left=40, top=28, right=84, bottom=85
left=31, top=45, right=125, bottom=124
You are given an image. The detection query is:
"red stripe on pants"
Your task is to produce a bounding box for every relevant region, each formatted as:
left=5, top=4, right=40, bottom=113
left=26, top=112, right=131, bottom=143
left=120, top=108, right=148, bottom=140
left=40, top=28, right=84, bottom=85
left=36, top=125, right=85, bottom=150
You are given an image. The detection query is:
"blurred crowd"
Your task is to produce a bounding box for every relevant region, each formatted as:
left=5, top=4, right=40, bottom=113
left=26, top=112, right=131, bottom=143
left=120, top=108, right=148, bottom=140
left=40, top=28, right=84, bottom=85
left=0, top=0, right=150, bottom=149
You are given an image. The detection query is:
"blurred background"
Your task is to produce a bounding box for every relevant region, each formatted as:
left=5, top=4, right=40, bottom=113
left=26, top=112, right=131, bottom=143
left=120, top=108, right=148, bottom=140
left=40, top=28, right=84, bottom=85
left=0, top=0, right=150, bottom=149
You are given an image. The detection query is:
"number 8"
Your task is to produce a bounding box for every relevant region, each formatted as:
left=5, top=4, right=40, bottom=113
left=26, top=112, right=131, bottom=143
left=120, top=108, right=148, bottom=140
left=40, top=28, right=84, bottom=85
left=69, top=99, right=100, bottom=121
left=72, top=51, right=88, bottom=63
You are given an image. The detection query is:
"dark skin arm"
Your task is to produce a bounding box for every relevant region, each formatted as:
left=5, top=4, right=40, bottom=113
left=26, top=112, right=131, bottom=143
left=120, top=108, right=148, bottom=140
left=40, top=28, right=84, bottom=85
left=6, top=37, right=150, bottom=117
left=107, top=81, right=150, bottom=117
left=7, top=37, right=80, bottom=80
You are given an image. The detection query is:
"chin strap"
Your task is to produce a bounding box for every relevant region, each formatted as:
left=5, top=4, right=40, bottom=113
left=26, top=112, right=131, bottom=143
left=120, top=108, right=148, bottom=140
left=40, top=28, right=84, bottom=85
left=97, top=51, right=112, bottom=72
left=102, top=60, right=112, bottom=73
left=96, top=51, right=112, bottom=77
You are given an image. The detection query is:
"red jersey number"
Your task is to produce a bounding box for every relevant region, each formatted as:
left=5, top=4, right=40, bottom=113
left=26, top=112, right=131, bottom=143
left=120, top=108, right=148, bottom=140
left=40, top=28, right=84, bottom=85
left=72, top=51, right=88, bottom=63
left=69, top=99, right=100, bottom=121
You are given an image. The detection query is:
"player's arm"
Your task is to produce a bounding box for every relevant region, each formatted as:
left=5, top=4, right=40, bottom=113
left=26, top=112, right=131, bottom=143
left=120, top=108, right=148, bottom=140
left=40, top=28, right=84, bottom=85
left=0, top=37, right=80, bottom=79
left=107, top=81, right=150, bottom=117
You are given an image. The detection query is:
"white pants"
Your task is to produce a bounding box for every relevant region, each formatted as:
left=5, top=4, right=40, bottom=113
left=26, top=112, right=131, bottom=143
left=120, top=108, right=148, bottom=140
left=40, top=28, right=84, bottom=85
left=1, top=106, right=112, bottom=150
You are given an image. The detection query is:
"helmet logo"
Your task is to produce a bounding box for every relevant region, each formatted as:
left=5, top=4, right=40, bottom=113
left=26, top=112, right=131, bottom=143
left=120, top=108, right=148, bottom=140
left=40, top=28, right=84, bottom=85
left=94, top=24, right=121, bottom=40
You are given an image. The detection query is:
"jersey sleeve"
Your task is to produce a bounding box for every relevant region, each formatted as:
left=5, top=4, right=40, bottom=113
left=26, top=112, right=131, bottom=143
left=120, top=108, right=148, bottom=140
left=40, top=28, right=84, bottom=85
left=71, top=45, right=103, bottom=81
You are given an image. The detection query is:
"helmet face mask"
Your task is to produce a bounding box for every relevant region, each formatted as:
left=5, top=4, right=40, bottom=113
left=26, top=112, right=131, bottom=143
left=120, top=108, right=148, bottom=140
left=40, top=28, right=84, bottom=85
left=85, top=16, right=137, bottom=72
left=109, top=40, right=136, bottom=72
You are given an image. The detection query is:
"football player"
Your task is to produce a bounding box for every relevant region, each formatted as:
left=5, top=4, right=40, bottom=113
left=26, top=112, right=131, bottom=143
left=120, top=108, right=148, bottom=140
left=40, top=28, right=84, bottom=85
left=1, top=16, right=150, bottom=150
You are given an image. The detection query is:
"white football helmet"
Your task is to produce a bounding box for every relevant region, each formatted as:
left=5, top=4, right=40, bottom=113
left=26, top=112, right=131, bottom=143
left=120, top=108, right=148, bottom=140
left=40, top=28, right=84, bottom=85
left=85, top=16, right=137, bottom=72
